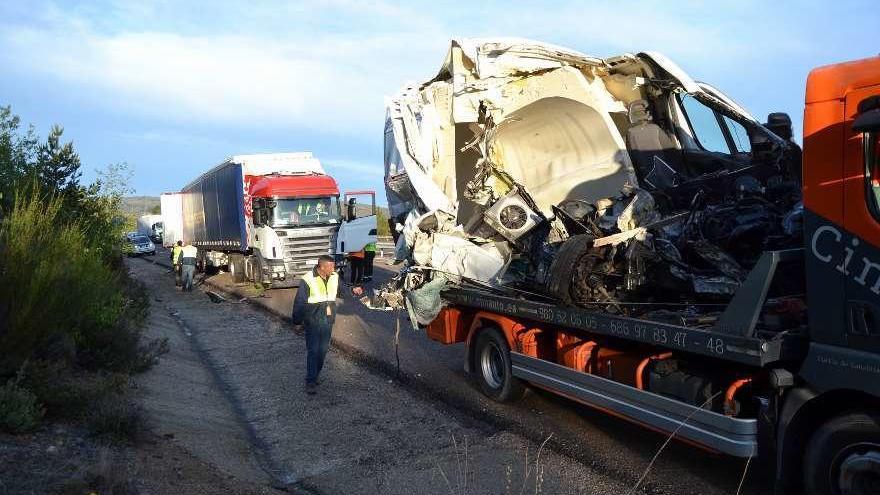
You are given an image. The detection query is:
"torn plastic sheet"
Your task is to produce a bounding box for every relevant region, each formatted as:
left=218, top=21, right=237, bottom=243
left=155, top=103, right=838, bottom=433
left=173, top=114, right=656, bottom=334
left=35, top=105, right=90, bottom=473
left=405, top=275, right=449, bottom=328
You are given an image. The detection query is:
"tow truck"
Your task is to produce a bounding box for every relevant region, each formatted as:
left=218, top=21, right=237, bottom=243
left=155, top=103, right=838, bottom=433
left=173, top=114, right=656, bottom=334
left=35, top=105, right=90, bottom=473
left=422, top=56, right=880, bottom=495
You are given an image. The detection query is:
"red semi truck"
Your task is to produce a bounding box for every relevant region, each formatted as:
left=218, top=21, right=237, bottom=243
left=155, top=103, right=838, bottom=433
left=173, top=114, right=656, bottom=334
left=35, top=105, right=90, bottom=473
left=162, top=152, right=376, bottom=288
left=413, top=55, right=880, bottom=494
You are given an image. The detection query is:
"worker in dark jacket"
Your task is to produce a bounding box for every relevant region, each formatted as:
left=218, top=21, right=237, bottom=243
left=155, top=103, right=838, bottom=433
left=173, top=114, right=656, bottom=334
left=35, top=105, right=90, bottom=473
left=292, top=255, right=363, bottom=394
left=180, top=242, right=198, bottom=292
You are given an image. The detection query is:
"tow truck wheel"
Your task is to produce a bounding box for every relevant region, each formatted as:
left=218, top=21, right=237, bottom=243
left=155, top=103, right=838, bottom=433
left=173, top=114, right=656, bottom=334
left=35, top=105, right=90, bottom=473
left=804, top=411, right=880, bottom=495
left=474, top=327, right=525, bottom=403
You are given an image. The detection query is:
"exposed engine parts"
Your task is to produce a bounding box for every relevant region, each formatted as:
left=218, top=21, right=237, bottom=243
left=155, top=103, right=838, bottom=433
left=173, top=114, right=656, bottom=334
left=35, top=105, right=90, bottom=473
left=378, top=38, right=807, bottom=335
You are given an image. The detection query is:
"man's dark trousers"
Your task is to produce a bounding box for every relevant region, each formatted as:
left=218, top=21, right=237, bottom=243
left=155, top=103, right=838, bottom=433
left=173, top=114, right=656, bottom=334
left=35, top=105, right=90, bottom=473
left=349, top=257, right=364, bottom=284
left=181, top=264, right=195, bottom=291
left=305, top=318, right=332, bottom=384
left=364, top=251, right=375, bottom=280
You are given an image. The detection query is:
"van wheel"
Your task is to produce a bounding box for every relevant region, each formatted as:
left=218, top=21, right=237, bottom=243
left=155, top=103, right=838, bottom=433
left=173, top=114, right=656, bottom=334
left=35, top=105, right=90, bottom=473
left=544, top=234, right=595, bottom=304
left=474, top=327, right=525, bottom=403
left=229, top=254, right=245, bottom=283
left=803, top=412, right=880, bottom=495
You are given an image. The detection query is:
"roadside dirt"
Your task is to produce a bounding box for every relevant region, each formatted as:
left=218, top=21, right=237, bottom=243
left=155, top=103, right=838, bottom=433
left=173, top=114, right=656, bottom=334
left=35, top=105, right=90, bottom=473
left=0, top=420, right=274, bottom=495
left=125, top=257, right=635, bottom=494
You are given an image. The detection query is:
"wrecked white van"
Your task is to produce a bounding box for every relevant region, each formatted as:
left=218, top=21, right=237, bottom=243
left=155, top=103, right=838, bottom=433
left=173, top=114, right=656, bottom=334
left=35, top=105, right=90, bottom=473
left=382, top=38, right=802, bottom=324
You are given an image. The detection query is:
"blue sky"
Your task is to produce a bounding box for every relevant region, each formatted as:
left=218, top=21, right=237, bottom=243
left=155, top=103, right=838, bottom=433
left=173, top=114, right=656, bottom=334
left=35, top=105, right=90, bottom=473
left=0, top=1, right=876, bottom=205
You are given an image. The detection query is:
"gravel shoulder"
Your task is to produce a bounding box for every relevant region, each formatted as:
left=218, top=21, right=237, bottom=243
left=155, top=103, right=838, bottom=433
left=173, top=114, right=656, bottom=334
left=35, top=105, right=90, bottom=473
left=127, top=257, right=634, bottom=494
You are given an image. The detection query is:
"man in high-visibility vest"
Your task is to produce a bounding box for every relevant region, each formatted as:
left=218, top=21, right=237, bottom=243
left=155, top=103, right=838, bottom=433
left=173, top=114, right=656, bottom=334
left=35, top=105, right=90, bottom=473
left=363, top=241, right=376, bottom=282
left=171, top=240, right=183, bottom=287
left=180, top=241, right=198, bottom=292
left=291, top=255, right=363, bottom=394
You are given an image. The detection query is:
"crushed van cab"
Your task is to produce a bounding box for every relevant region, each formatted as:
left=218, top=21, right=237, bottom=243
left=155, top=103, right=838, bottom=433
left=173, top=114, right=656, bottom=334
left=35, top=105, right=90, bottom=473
left=382, top=38, right=802, bottom=321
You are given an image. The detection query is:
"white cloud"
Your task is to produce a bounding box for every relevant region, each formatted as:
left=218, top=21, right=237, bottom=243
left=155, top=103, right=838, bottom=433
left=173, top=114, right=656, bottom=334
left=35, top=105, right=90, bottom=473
left=0, top=0, right=810, bottom=138
left=0, top=3, right=446, bottom=134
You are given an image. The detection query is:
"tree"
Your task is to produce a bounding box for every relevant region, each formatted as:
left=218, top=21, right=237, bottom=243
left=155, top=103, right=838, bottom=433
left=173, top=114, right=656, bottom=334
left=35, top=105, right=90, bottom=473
left=149, top=205, right=161, bottom=215
left=376, top=208, right=391, bottom=236
left=0, top=107, right=84, bottom=214
left=36, top=124, right=81, bottom=199
left=0, top=106, right=38, bottom=211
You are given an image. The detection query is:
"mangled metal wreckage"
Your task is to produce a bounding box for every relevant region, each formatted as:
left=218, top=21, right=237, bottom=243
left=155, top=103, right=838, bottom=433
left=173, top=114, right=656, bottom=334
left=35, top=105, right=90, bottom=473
left=378, top=38, right=804, bottom=329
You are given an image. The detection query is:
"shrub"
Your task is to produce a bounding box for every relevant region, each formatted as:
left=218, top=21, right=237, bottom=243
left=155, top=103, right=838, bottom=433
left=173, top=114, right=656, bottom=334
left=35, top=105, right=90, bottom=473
left=85, top=397, right=143, bottom=442
left=0, top=191, right=166, bottom=376
left=20, top=360, right=131, bottom=419
left=0, top=371, right=44, bottom=433
left=0, top=191, right=120, bottom=373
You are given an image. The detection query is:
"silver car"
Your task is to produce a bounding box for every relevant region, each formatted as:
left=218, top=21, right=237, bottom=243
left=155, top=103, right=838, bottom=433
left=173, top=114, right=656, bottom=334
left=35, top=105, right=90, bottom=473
left=127, top=234, right=156, bottom=256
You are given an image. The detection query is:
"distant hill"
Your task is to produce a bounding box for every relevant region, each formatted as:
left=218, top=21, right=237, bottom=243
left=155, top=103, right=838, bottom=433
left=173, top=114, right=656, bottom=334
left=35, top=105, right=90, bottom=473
left=121, top=196, right=160, bottom=215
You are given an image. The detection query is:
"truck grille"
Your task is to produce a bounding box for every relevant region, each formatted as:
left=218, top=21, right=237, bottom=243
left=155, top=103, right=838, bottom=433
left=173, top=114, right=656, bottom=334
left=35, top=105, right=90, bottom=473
left=278, top=227, right=338, bottom=277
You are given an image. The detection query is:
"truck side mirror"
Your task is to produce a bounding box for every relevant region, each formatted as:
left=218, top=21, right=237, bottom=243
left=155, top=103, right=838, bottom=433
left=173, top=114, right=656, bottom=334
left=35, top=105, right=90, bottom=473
left=854, top=96, right=880, bottom=133
left=765, top=112, right=793, bottom=140
left=342, top=191, right=376, bottom=221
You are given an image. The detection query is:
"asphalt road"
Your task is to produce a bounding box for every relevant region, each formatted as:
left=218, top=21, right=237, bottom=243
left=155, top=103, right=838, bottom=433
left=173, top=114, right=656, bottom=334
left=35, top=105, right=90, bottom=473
left=143, top=248, right=771, bottom=494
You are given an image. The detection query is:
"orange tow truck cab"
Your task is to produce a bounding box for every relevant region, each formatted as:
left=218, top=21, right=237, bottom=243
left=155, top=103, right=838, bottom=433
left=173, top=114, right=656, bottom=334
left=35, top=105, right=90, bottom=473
left=425, top=56, right=880, bottom=495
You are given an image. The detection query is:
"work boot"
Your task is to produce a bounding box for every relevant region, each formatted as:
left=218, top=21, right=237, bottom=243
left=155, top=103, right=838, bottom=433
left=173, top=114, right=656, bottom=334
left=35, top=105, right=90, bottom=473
left=305, top=382, right=317, bottom=395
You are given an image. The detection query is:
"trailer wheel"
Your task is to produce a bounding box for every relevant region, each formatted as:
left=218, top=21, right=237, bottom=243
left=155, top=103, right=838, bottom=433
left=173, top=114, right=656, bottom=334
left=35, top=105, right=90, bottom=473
left=803, top=411, right=880, bottom=495
left=229, top=254, right=245, bottom=284
left=246, top=256, right=264, bottom=285
left=474, top=327, right=525, bottom=403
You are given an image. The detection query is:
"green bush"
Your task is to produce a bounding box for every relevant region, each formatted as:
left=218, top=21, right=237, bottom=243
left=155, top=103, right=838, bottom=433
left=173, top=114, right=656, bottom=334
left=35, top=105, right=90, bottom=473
left=0, top=371, right=44, bottom=433
left=85, top=397, right=143, bottom=442
left=20, top=360, right=127, bottom=420
left=0, top=106, right=164, bottom=442
left=0, top=191, right=166, bottom=376
left=0, top=192, right=125, bottom=374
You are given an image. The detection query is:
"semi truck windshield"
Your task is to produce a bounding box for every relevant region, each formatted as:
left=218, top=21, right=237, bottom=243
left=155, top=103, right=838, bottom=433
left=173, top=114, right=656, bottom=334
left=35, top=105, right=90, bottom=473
left=271, top=196, right=341, bottom=227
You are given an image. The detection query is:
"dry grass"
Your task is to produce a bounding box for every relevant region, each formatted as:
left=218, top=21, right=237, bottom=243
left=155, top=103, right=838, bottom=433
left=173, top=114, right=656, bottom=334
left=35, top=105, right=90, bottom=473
left=433, top=433, right=553, bottom=495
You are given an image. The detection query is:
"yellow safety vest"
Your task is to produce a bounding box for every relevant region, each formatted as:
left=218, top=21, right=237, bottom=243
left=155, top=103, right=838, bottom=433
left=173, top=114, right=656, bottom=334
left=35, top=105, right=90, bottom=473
left=302, top=271, right=339, bottom=304
left=364, top=242, right=376, bottom=253
left=172, top=245, right=182, bottom=263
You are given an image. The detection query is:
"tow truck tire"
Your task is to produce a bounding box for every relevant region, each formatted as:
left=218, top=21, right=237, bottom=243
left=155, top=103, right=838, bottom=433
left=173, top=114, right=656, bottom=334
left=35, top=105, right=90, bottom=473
left=803, top=411, right=880, bottom=495
left=474, top=327, right=525, bottom=403
left=229, top=254, right=245, bottom=284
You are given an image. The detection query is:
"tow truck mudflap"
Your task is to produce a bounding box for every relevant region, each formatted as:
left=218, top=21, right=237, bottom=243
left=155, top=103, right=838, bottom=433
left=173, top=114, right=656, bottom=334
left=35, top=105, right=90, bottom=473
left=510, top=353, right=758, bottom=457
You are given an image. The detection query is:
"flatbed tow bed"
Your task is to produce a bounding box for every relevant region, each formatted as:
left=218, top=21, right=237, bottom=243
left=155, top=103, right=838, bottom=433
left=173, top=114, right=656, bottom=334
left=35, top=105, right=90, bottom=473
left=442, top=284, right=770, bottom=457
left=431, top=249, right=809, bottom=458
left=444, top=248, right=807, bottom=368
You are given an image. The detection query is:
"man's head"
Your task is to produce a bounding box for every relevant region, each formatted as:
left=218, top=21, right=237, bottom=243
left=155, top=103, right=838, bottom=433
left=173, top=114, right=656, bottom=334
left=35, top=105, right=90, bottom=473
left=316, top=255, right=335, bottom=278
left=177, top=240, right=182, bottom=247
